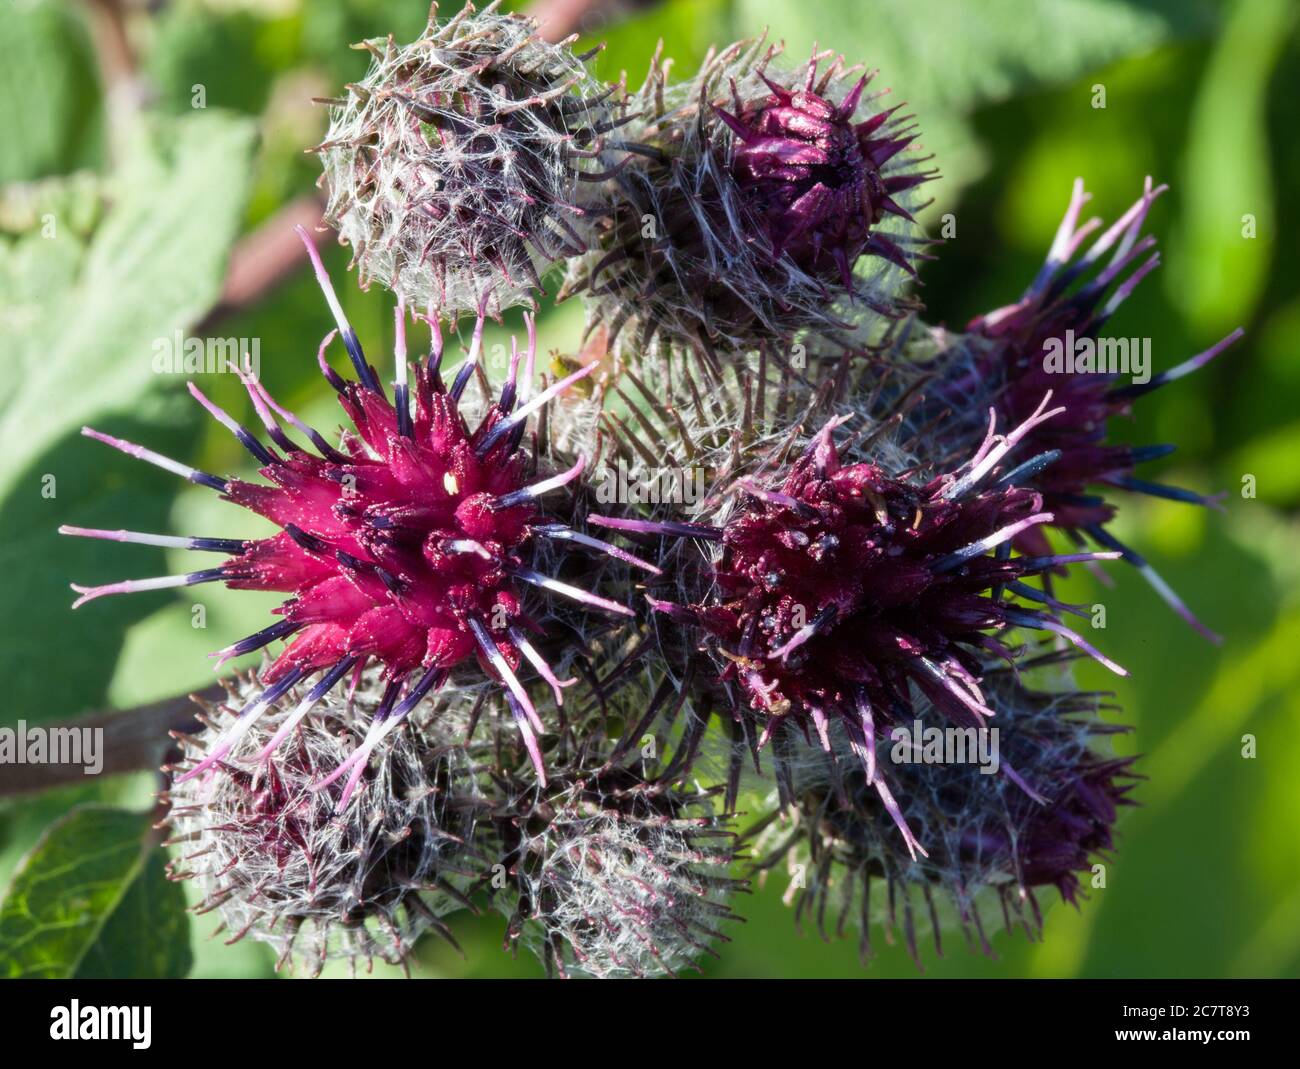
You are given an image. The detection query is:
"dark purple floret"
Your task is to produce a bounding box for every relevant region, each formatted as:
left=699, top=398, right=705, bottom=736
left=943, top=178, right=1243, bottom=640
left=63, top=229, right=654, bottom=803
left=715, top=63, right=924, bottom=289
left=593, top=399, right=1127, bottom=857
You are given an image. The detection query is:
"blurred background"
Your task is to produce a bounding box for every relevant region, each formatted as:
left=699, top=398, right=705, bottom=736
left=0, top=0, right=1296, bottom=978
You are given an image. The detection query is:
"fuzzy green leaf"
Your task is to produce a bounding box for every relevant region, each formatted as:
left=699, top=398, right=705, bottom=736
left=0, top=112, right=255, bottom=722
left=0, top=805, right=192, bottom=979
left=0, top=0, right=103, bottom=183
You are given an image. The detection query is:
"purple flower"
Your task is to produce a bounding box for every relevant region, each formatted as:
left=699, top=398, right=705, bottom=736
left=939, top=179, right=1243, bottom=639
left=563, top=40, right=934, bottom=358
left=961, top=753, right=1137, bottom=908
left=593, top=399, right=1126, bottom=857
left=715, top=62, right=926, bottom=289
left=65, top=229, right=655, bottom=802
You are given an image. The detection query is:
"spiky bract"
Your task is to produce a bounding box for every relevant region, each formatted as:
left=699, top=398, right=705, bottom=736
left=487, top=759, right=741, bottom=978
left=315, top=2, right=616, bottom=314
left=66, top=230, right=644, bottom=800
left=753, top=671, right=1137, bottom=966
left=562, top=36, right=933, bottom=362
left=165, top=671, right=481, bottom=975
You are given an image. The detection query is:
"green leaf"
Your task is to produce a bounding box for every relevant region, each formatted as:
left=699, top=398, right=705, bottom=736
left=0, top=112, right=255, bottom=722
left=0, top=171, right=106, bottom=239
left=0, top=111, right=256, bottom=503
left=0, top=0, right=103, bottom=183
left=1170, top=0, right=1296, bottom=334
left=146, top=5, right=285, bottom=117
left=0, top=805, right=192, bottom=979
left=737, top=0, right=1214, bottom=111
left=584, top=0, right=733, bottom=87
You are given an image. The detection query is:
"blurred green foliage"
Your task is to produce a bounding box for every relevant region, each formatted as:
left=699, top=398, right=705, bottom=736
left=0, top=0, right=1295, bottom=979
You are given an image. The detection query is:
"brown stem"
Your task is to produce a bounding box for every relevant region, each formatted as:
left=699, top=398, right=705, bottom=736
left=526, top=0, right=611, bottom=42
left=84, top=0, right=136, bottom=87
left=0, top=686, right=223, bottom=799
left=83, top=0, right=146, bottom=167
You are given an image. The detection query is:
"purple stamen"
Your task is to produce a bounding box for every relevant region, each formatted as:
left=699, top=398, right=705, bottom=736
left=1108, top=475, right=1228, bottom=512
left=311, top=679, right=406, bottom=806
left=944, top=392, right=1064, bottom=500
left=1016, top=550, right=1123, bottom=575
left=508, top=624, right=576, bottom=706
left=587, top=515, right=722, bottom=541
left=70, top=566, right=229, bottom=609
left=994, top=449, right=1061, bottom=488
left=469, top=617, right=547, bottom=781
left=394, top=299, right=413, bottom=439
left=187, top=382, right=277, bottom=466
left=1085, top=524, right=1221, bottom=643
left=1110, top=327, right=1244, bottom=400
left=449, top=292, right=491, bottom=402
left=767, top=604, right=836, bottom=662
left=211, top=618, right=302, bottom=667
left=295, top=225, right=382, bottom=394
left=315, top=329, right=347, bottom=393
left=228, top=361, right=300, bottom=455
left=58, top=526, right=245, bottom=554
left=476, top=360, right=598, bottom=455
left=254, top=655, right=360, bottom=761
left=1003, top=607, right=1127, bottom=676
left=733, top=477, right=806, bottom=513
left=508, top=565, right=635, bottom=616
left=533, top=523, right=662, bottom=574
left=175, top=665, right=309, bottom=782
left=491, top=455, right=585, bottom=510
left=872, top=773, right=928, bottom=861
left=853, top=690, right=876, bottom=784
left=251, top=376, right=349, bottom=463
left=81, top=427, right=227, bottom=492
left=1005, top=580, right=1088, bottom=618
left=930, top=512, right=1053, bottom=572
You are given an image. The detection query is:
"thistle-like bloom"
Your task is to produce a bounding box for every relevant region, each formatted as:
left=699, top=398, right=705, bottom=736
left=756, top=673, right=1138, bottom=966
left=165, top=671, right=481, bottom=975
left=715, top=59, right=924, bottom=290
left=314, top=2, right=616, bottom=314
left=563, top=36, right=932, bottom=359
left=490, top=763, right=741, bottom=978
left=934, top=179, right=1243, bottom=639
left=64, top=229, right=654, bottom=801
left=593, top=398, right=1126, bottom=857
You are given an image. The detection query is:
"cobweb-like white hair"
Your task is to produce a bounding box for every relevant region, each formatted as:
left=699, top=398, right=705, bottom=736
left=562, top=32, right=932, bottom=360
left=166, top=669, right=481, bottom=976
left=315, top=2, right=616, bottom=315
left=510, top=800, right=738, bottom=978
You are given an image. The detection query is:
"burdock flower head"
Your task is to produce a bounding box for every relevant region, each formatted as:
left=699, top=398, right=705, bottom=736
left=931, top=178, right=1243, bottom=639
left=314, top=1, right=617, bottom=315
left=165, top=670, right=481, bottom=975
left=715, top=57, right=924, bottom=290
left=593, top=396, right=1126, bottom=858
left=756, top=672, right=1138, bottom=965
left=563, top=35, right=933, bottom=360
left=489, top=762, right=741, bottom=978
left=64, top=229, right=654, bottom=801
